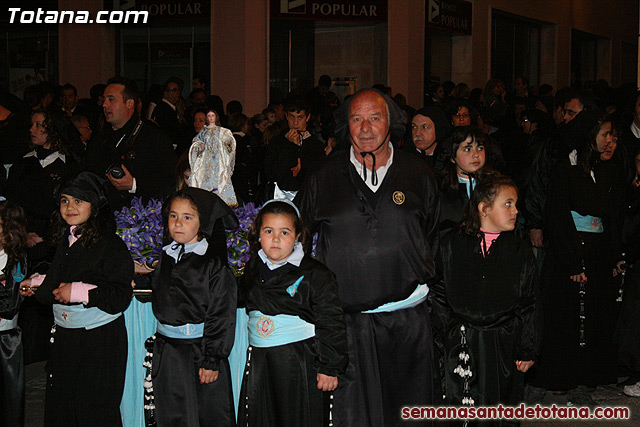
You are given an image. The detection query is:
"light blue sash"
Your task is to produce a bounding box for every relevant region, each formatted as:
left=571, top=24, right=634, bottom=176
left=248, top=310, right=315, bottom=347
left=571, top=211, right=604, bottom=233
left=0, top=314, right=18, bottom=331
left=363, top=284, right=429, bottom=313
left=156, top=321, right=204, bottom=339
left=53, top=304, right=121, bottom=329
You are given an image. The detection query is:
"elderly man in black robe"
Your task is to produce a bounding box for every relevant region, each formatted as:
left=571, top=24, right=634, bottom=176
left=295, top=88, right=441, bottom=426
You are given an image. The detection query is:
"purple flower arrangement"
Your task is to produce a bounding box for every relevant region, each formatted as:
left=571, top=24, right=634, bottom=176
left=115, top=197, right=164, bottom=265
left=226, top=202, right=261, bottom=276
left=115, top=198, right=317, bottom=277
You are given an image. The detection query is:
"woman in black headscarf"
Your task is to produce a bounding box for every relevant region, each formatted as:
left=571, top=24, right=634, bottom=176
left=404, top=106, right=451, bottom=171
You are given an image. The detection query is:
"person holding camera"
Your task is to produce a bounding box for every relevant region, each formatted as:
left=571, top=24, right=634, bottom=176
left=263, top=99, right=325, bottom=201
left=85, top=77, right=176, bottom=209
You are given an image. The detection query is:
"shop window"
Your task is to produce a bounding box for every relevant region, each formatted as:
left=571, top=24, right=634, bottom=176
left=270, top=20, right=387, bottom=103
left=1, top=31, right=58, bottom=98
left=117, top=25, right=210, bottom=96
left=491, top=10, right=542, bottom=87
left=571, top=29, right=610, bottom=86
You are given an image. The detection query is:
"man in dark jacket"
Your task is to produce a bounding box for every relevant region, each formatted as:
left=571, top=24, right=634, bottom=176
left=152, top=76, right=192, bottom=154
left=264, top=99, right=325, bottom=199
left=85, top=76, right=176, bottom=209
left=295, top=88, right=441, bottom=426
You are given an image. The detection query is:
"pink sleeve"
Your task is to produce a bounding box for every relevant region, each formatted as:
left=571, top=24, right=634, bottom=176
left=30, top=275, right=46, bottom=287
left=69, top=282, right=98, bottom=305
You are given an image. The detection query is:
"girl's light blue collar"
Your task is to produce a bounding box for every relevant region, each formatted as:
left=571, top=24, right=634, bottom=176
left=258, top=242, right=304, bottom=270
left=163, top=238, right=209, bottom=262
left=457, top=174, right=476, bottom=198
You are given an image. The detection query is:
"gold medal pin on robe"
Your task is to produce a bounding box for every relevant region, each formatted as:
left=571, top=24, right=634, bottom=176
left=393, top=191, right=405, bottom=205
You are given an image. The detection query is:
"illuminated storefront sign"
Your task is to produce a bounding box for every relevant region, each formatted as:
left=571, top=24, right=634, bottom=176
left=271, top=0, right=387, bottom=22
left=427, top=0, right=472, bottom=35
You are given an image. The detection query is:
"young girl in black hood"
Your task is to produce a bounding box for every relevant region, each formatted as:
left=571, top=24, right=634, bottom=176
left=145, top=187, right=238, bottom=426
left=22, top=171, right=133, bottom=425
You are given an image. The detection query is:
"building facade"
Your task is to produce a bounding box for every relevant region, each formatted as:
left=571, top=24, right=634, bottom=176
left=1, top=0, right=637, bottom=113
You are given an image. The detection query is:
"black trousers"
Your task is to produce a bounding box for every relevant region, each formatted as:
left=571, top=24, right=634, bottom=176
left=238, top=339, right=328, bottom=427
left=44, top=316, right=127, bottom=427
left=334, top=303, right=441, bottom=427
left=0, top=328, right=24, bottom=427
left=153, top=334, right=235, bottom=427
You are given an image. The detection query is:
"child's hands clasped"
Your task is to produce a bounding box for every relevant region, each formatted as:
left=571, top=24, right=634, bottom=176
left=317, top=373, right=338, bottom=391
left=52, top=283, right=72, bottom=303
left=19, top=281, right=35, bottom=297
left=515, top=360, right=534, bottom=373
left=199, top=368, right=219, bottom=384
left=19, top=273, right=41, bottom=297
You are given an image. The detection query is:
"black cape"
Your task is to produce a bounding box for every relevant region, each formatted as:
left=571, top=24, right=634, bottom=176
left=431, top=230, right=538, bottom=406
left=238, top=255, right=347, bottom=426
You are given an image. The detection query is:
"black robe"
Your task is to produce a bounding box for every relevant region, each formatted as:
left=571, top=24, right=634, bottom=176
left=295, top=149, right=440, bottom=311
left=402, top=143, right=438, bottom=172
left=264, top=132, right=325, bottom=193
left=0, top=253, right=27, bottom=427
left=431, top=231, right=538, bottom=408
left=84, top=114, right=177, bottom=210
left=150, top=242, right=237, bottom=427
left=35, top=230, right=133, bottom=426
left=7, top=152, right=75, bottom=363
left=616, top=182, right=640, bottom=376
left=295, top=149, right=441, bottom=427
left=238, top=255, right=347, bottom=427
left=6, top=152, right=75, bottom=238
left=151, top=100, right=192, bottom=153
left=532, top=154, right=625, bottom=390
left=438, top=183, right=470, bottom=238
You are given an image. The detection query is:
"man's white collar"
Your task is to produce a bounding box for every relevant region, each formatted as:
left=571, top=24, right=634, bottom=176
left=162, top=98, right=177, bottom=111
left=24, top=150, right=66, bottom=168
left=349, top=142, right=394, bottom=192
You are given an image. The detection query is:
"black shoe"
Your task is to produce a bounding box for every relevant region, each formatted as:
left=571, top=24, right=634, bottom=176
left=567, top=386, right=597, bottom=406
left=617, top=376, right=639, bottom=387
left=526, top=386, right=546, bottom=404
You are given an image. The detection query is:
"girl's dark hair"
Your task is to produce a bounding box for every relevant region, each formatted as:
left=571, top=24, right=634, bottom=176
left=438, top=126, right=487, bottom=193
left=460, top=170, right=517, bottom=235
left=163, top=192, right=201, bottom=240
left=263, top=124, right=281, bottom=146
left=51, top=194, right=114, bottom=248
left=248, top=201, right=311, bottom=255
left=193, top=107, right=208, bottom=119
left=228, top=113, right=248, bottom=133
left=576, top=113, right=619, bottom=176
left=483, top=78, right=504, bottom=99
left=250, top=113, right=267, bottom=128
left=0, top=201, right=28, bottom=261
left=31, top=109, right=67, bottom=154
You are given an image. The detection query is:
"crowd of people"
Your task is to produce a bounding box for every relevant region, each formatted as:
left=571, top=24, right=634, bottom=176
left=0, top=72, right=640, bottom=426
